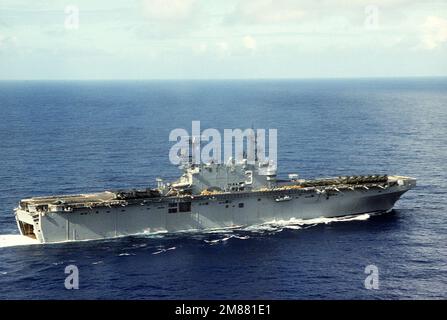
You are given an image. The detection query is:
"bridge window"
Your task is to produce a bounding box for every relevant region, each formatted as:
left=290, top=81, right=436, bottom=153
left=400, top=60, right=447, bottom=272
left=179, top=202, right=191, bottom=212
left=238, top=203, right=244, bottom=208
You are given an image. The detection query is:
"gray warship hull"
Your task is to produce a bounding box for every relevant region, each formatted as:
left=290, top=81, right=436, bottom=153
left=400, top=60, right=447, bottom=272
left=15, top=175, right=415, bottom=244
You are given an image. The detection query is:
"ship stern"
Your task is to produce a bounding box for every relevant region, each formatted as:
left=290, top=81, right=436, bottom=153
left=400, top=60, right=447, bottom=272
left=14, top=205, right=44, bottom=243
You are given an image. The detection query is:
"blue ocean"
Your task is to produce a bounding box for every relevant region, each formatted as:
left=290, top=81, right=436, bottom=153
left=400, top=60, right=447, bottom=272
left=0, top=79, right=445, bottom=299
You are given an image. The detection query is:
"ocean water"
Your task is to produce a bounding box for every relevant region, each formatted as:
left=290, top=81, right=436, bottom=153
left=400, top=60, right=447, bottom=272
left=0, top=79, right=446, bottom=299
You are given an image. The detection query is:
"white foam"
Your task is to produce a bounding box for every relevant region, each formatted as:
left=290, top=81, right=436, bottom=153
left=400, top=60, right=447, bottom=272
left=336, top=213, right=371, bottom=221
left=233, top=235, right=250, bottom=240
left=204, top=239, right=221, bottom=244
left=241, top=214, right=371, bottom=233
left=204, top=237, right=231, bottom=244
left=269, top=214, right=370, bottom=226
left=144, top=229, right=168, bottom=235
left=152, top=246, right=176, bottom=255
left=243, top=224, right=279, bottom=232
left=284, top=225, right=302, bottom=230
left=118, top=252, right=135, bottom=256
left=0, top=234, right=39, bottom=248
left=204, top=234, right=250, bottom=244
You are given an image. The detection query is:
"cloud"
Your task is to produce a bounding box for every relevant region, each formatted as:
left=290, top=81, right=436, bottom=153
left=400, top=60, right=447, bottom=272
left=137, top=0, right=203, bottom=39
left=141, top=0, right=198, bottom=21
left=216, top=41, right=230, bottom=58
left=0, top=34, right=18, bottom=49
left=216, top=41, right=229, bottom=51
left=193, top=42, right=208, bottom=54
left=1, top=0, right=446, bottom=79
left=421, top=16, right=447, bottom=50
left=227, top=0, right=305, bottom=24
left=243, top=35, right=256, bottom=50
left=226, top=0, right=424, bottom=26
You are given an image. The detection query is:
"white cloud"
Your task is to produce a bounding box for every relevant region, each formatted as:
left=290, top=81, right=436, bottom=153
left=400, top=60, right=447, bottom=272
left=217, top=41, right=229, bottom=51
left=193, top=42, right=208, bottom=54
left=421, top=16, right=447, bottom=50
left=142, top=0, right=197, bottom=21
left=243, top=35, right=257, bottom=50
left=229, top=0, right=305, bottom=24
left=0, top=34, right=18, bottom=49
left=216, top=41, right=230, bottom=57
left=227, top=0, right=424, bottom=26
left=1, top=0, right=446, bottom=79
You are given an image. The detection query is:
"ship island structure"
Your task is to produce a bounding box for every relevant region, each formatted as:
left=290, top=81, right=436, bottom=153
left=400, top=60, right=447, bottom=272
left=14, top=147, right=416, bottom=243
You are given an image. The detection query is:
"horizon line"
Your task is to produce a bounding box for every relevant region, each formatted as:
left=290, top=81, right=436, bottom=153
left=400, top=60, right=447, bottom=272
left=1, top=75, right=447, bottom=81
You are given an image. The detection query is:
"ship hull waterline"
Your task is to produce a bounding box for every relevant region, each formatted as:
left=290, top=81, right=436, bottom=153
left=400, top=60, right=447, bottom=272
left=14, top=183, right=413, bottom=244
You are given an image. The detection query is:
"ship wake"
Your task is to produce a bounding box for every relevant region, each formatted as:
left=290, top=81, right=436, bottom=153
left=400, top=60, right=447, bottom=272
left=200, top=213, right=373, bottom=244
left=253, top=213, right=372, bottom=231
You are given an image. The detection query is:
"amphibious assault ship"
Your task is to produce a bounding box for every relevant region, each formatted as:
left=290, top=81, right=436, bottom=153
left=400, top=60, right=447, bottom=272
left=15, top=154, right=415, bottom=243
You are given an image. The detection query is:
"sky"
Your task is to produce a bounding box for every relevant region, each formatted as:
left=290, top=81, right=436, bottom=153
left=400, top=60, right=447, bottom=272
left=0, top=0, right=446, bottom=79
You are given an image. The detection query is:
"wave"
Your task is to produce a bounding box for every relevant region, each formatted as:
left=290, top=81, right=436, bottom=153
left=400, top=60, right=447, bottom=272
left=239, top=214, right=370, bottom=233
left=264, top=213, right=370, bottom=227
left=152, top=246, right=176, bottom=255
left=204, top=234, right=250, bottom=244
left=202, top=214, right=372, bottom=243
